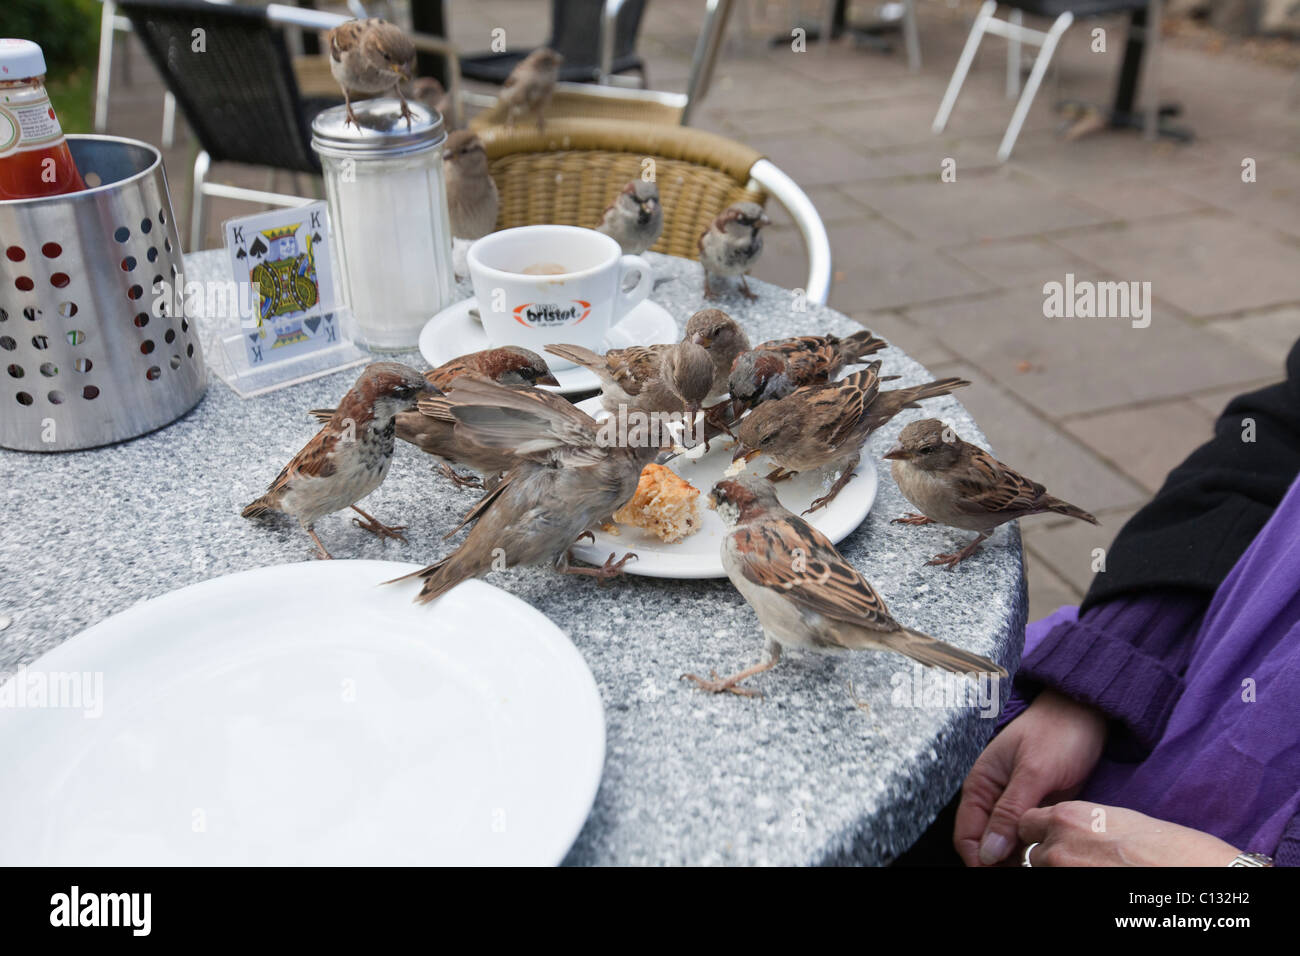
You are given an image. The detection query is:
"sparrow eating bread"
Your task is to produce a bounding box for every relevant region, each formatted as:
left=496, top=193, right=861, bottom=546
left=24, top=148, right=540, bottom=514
left=685, top=308, right=751, bottom=402
left=681, top=477, right=1007, bottom=697
left=242, top=362, right=435, bottom=558
left=884, top=418, right=1099, bottom=569
left=595, top=180, right=663, bottom=255
left=326, top=18, right=417, bottom=129
left=545, top=341, right=714, bottom=423
left=733, top=366, right=970, bottom=513
left=444, top=130, right=498, bottom=240
left=728, top=330, right=888, bottom=410
left=699, top=202, right=769, bottom=301
left=500, top=48, right=563, bottom=131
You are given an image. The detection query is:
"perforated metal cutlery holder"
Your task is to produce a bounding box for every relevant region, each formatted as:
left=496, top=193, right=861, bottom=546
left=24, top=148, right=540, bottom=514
left=0, top=135, right=206, bottom=451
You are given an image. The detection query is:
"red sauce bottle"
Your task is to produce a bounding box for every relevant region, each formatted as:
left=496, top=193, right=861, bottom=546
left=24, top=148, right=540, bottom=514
left=0, top=38, right=86, bottom=200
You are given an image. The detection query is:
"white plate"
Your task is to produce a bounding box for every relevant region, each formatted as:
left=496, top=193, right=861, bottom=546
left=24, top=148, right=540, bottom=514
left=419, top=296, right=680, bottom=396
left=0, top=562, right=604, bottom=866
left=570, top=398, right=878, bottom=579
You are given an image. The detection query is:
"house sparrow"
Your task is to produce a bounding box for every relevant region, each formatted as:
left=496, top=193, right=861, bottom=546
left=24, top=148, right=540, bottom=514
left=390, top=376, right=662, bottom=604
left=326, top=18, right=417, bottom=129
left=733, top=366, right=970, bottom=513
left=411, top=76, right=453, bottom=126
left=308, top=347, right=558, bottom=487
left=884, top=418, right=1099, bottom=569
left=682, top=476, right=1007, bottom=697
left=499, top=48, right=563, bottom=131
left=545, top=341, right=714, bottom=422
left=242, top=363, right=435, bottom=558
left=595, top=180, right=662, bottom=255
left=684, top=309, right=750, bottom=402
left=699, top=202, right=770, bottom=301
left=728, top=330, right=889, bottom=410
left=444, top=130, right=498, bottom=240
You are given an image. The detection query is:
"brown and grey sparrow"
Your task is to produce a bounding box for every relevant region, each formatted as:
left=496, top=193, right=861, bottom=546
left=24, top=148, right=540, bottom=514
left=443, top=130, right=498, bottom=240
left=309, top=347, right=558, bottom=488
left=411, top=76, right=453, bottom=126
left=499, top=48, right=563, bottom=131
left=684, top=308, right=751, bottom=402
left=326, top=18, right=417, bottom=128
left=242, top=363, right=436, bottom=559
left=733, top=366, right=969, bottom=513
left=390, top=376, right=663, bottom=604
left=728, top=330, right=888, bottom=410
left=682, top=477, right=1007, bottom=697
left=545, top=341, right=714, bottom=422
left=698, top=202, right=770, bottom=301
left=595, top=180, right=663, bottom=255
left=884, top=418, right=1098, bottom=569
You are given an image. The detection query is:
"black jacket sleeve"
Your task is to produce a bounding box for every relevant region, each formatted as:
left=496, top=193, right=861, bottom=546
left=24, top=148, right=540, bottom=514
left=1080, top=336, right=1300, bottom=612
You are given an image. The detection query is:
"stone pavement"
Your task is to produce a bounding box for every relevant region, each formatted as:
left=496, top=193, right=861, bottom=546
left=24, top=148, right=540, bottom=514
left=95, top=0, right=1297, bottom=620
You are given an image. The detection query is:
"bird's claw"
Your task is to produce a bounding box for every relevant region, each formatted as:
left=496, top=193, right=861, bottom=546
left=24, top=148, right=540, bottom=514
left=802, top=495, right=832, bottom=516
left=892, top=513, right=934, bottom=525
left=596, top=551, right=637, bottom=584
left=439, top=463, right=483, bottom=490
left=352, top=517, right=408, bottom=542
left=680, top=670, right=762, bottom=698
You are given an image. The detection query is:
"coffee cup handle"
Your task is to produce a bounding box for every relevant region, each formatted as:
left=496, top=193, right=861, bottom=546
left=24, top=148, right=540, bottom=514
left=613, top=255, right=652, bottom=322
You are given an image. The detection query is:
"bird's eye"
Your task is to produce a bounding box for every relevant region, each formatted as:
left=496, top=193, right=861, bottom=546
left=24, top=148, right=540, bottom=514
left=918, top=444, right=936, bottom=454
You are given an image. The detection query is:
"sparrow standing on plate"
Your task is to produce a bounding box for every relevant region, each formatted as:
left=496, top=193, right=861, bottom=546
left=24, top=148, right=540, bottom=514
left=682, top=477, right=1007, bottom=697
left=242, top=363, right=436, bottom=559
left=699, top=202, right=769, bottom=301
left=733, top=366, right=970, bottom=513
left=391, top=376, right=661, bottom=604
left=545, top=341, right=714, bottom=423
left=326, top=18, right=417, bottom=129
left=308, top=347, right=558, bottom=488
left=595, top=180, right=663, bottom=255
left=685, top=309, right=750, bottom=402
left=500, top=48, right=563, bottom=131
left=728, top=330, right=888, bottom=410
left=444, top=130, right=498, bottom=240
left=884, top=418, right=1099, bottom=569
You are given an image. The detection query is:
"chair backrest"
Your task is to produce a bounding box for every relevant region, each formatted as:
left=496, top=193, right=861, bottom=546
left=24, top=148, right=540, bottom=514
left=477, top=120, right=765, bottom=261
left=548, top=0, right=647, bottom=72
left=470, top=82, right=686, bottom=131
left=118, top=0, right=326, bottom=174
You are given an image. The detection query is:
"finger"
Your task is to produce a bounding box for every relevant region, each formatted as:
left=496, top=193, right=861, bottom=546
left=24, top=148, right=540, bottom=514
left=1018, top=806, right=1053, bottom=846
left=953, top=745, right=1015, bottom=866
left=978, top=766, right=1049, bottom=865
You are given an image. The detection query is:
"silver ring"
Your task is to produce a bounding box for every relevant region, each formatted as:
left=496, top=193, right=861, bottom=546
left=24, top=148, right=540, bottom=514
left=1021, top=842, right=1040, bottom=867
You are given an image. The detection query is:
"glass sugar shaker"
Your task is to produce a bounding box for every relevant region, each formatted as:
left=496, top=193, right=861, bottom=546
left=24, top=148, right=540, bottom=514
left=311, top=98, right=453, bottom=351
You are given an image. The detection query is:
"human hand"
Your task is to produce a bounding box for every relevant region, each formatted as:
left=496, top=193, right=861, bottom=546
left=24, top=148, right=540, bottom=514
left=1019, top=802, right=1240, bottom=866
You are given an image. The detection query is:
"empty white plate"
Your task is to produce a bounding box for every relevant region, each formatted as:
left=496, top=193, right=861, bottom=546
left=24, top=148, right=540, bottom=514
left=570, top=398, right=878, bottom=579
left=418, top=296, right=680, bottom=396
left=0, top=562, right=604, bottom=866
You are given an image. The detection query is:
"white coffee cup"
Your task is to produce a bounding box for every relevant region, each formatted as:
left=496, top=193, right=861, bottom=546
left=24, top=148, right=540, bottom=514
left=467, top=225, right=652, bottom=369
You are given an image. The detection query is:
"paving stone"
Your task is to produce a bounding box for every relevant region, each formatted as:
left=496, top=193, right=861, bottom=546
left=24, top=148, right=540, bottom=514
left=1023, top=506, right=1139, bottom=598
left=1205, top=307, right=1300, bottom=364
left=1025, top=555, right=1085, bottom=624
left=947, top=237, right=1111, bottom=290
left=848, top=310, right=959, bottom=369
left=1164, top=158, right=1300, bottom=241
left=745, top=130, right=912, bottom=185
left=1062, top=400, right=1218, bottom=492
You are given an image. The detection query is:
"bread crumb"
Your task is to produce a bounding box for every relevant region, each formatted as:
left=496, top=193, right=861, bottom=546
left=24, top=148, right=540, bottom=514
left=613, top=464, right=702, bottom=544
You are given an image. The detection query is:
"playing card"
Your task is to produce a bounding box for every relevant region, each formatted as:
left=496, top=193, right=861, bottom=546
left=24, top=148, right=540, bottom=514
left=223, top=203, right=340, bottom=368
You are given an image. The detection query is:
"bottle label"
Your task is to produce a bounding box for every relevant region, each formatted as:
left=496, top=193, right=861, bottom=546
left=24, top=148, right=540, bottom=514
left=0, top=94, right=66, bottom=159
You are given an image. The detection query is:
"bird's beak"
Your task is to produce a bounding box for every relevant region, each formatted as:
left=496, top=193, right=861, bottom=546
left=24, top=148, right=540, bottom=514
left=536, top=372, right=561, bottom=386
left=691, top=332, right=712, bottom=348
left=732, top=445, right=761, bottom=464
left=705, top=491, right=719, bottom=511
left=882, top=445, right=910, bottom=461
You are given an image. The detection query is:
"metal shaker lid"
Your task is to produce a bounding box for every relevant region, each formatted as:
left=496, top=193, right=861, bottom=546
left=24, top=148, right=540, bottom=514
left=311, top=98, right=445, bottom=158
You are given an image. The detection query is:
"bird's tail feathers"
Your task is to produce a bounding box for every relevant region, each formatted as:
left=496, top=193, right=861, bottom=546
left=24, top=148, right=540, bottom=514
left=892, top=628, right=1008, bottom=678
left=307, top=407, right=335, bottom=424
left=544, top=343, right=604, bottom=371
left=842, top=330, right=889, bottom=364
left=240, top=495, right=276, bottom=519
left=1043, top=496, right=1099, bottom=525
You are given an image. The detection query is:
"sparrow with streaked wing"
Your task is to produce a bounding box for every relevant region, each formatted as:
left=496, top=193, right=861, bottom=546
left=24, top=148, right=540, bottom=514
left=326, top=18, right=417, bottom=128
left=699, top=202, right=769, bottom=301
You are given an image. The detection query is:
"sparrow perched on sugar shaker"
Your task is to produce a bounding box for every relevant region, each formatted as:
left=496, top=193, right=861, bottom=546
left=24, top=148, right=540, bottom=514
left=308, top=347, right=559, bottom=487
left=699, top=202, right=770, bottom=301
left=681, top=477, right=1007, bottom=697
left=733, top=366, right=969, bottom=513
left=684, top=309, right=750, bottom=402
left=595, top=180, right=663, bottom=255
left=326, top=18, right=417, bottom=129
left=500, top=48, right=563, bottom=131
left=242, top=363, right=436, bottom=559
left=390, top=377, right=660, bottom=603
left=728, top=329, right=888, bottom=410
left=884, top=418, right=1098, bottom=570
left=443, top=130, right=498, bottom=240
left=545, top=341, right=714, bottom=421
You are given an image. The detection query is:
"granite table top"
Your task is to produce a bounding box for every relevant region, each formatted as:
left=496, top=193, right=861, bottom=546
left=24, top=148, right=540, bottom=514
left=0, top=249, right=1026, bottom=866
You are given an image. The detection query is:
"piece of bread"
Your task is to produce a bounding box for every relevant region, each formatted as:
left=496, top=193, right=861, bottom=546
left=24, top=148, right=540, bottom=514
left=613, top=463, right=702, bottom=544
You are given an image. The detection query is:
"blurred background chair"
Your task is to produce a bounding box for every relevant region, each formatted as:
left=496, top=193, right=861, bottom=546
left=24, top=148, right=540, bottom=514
left=476, top=119, right=832, bottom=304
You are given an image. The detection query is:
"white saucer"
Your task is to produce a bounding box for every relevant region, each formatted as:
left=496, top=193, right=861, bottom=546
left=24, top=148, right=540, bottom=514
left=569, top=398, right=878, bottom=580
left=419, top=297, right=680, bottom=396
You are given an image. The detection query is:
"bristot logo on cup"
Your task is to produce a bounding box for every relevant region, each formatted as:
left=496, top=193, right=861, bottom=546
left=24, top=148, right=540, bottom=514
left=513, top=300, right=592, bottom=327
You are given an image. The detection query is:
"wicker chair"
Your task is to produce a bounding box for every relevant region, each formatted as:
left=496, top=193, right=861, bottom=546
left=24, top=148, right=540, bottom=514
left=477, top=120, right=832, bottom=304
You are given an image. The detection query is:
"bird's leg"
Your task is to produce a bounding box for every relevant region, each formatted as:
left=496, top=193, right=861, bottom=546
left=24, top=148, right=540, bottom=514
left=306, top=527, right=334, bottom=560
left=396, top=85, right=414, bottom=130
left=702, top=271, right=717, bottom=300
left=343, top=89, right=358, bottom=129
left=574, top=530, right=596, bottom=545
left=802, top=453, right=860, bottom=515
left=682, top=643, right=782, bottom=698
left=764, top=467, right=795, bottom=483
left=927, top=532, right=991, bottom=571
left=350, top=505, right=408, bottom=542
left=739, top=274, right=759, bottom=302
left=438, top=462, right=484, bottom=490
left=892, top=512, right=935, bottom=526
left=557, top=550, right=637, bottom=583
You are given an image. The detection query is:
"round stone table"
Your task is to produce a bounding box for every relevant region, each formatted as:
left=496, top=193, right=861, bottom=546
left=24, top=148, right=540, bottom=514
left=0, top=250, right=1026, bottom=865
